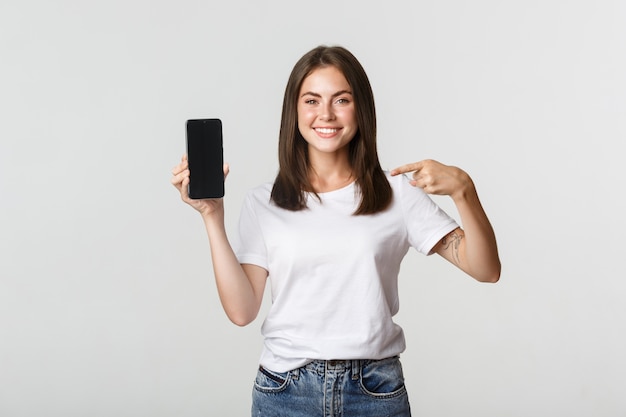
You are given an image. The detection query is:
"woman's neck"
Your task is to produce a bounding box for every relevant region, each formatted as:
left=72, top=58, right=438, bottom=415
left=308, top=150, right=353, bottom=193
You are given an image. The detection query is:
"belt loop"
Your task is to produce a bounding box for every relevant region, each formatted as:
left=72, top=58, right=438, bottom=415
left=351, top=360, right=359, bottom=380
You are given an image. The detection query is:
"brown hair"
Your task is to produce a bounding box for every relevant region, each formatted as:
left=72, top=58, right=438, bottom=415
left=270, top=45, right=392, bottom=215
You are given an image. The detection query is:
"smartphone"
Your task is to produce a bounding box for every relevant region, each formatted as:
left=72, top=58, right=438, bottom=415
left=186, top=118, right=224, bottom=199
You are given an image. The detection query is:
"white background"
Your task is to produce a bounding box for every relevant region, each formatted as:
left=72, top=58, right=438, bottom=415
left=1, top=0, right=625, bottom=416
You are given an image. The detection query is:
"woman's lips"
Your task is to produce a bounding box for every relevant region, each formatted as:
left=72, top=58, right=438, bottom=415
left=314, top=127, right=341, bottom=138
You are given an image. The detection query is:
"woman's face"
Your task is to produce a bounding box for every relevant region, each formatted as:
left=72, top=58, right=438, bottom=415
left=297, top=66, right=358, bottom=158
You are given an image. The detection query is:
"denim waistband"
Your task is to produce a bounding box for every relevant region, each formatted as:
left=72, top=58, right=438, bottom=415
left=300, top=357, right=398, bottom=379
left=306, top=359, right=361, bottom=370
left=297, top=359, right=360, bottom=381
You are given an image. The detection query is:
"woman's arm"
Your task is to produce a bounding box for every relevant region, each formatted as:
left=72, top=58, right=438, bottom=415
left=391, top=159, right=501, bottom=283
left=202, top=212, right=268, bottom=326
left=171, top=155, right=268, bottom=325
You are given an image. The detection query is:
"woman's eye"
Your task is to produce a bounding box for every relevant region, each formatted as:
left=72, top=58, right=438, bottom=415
left=304, top=99, right=317, bottom=105
left=336, top=98, right=350, bottom=104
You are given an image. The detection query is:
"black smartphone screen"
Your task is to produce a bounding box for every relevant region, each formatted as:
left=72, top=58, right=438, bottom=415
left=186, top=118, right=224, bottom=199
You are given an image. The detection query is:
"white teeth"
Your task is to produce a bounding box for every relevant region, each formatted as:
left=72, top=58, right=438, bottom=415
left=315, top=128, right=338, bottom=134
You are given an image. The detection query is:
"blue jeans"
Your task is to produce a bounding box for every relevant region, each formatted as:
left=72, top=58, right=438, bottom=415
left=251, top=356, right=411, bottom=417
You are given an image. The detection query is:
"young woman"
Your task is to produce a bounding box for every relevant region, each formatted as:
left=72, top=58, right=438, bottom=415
left=171, top=45, right=500, bottom=417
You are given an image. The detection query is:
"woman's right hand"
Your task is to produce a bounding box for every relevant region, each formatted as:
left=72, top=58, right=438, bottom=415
left=170, top=154, right=229, bottom=217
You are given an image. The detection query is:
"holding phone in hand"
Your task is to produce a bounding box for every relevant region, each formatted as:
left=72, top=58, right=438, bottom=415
left=186, top=118, right=224, bottom=199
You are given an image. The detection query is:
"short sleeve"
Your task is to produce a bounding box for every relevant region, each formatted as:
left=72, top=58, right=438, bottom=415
left=395, top=174, right=459, bottom=255
left=234, top=191, right=269, bottom=269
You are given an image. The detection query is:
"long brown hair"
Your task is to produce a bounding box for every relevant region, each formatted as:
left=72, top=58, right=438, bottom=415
left=270, top=45, right=392, bottom=215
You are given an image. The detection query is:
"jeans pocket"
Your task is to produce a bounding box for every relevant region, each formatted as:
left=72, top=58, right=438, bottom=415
left=253, top=366, right=290, bottom=393
left=359, top=356, right=407, bottom=399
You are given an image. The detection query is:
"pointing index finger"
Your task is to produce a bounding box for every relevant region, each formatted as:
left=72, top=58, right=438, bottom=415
left=390, top=161, right=424, bottom=176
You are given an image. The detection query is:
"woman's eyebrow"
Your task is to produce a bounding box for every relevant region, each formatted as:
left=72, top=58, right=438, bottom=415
left=300, top=90, right=353, bottom=98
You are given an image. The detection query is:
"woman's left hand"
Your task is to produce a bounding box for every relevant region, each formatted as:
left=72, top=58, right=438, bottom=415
left=390, top=159, right=473, bottom=201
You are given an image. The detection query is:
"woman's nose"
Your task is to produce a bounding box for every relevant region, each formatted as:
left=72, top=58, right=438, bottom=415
left=318, top=102, right=336, bottom=121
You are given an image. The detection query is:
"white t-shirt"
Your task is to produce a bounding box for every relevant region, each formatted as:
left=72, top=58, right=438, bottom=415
left=235, top=172, right=459, bottom=372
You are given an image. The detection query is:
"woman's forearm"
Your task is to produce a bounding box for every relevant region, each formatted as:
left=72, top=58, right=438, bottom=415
left=452, top=184, right=501, bottom=282
left=203, top=212, right=267, bottom=326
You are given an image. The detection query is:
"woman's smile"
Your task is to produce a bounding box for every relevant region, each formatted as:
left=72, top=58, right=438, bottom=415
left=313, top=127, right=342, bottom=138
